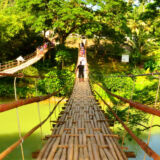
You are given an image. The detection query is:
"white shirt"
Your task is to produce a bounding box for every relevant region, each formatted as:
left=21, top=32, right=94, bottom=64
left=79, top=57, right=86, bottom=65
left=82, top=39, right=86, bottom=45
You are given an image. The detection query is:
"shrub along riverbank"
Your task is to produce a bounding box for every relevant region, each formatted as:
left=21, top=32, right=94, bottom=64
left=0, top=45, right=77, bottom=99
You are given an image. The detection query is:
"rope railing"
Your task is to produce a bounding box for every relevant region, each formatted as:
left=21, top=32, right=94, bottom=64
left=0, top=72, right=75, bottom=79
left=0, top=97, right=65, bottom=160
left=95, top=83, right=160, bottom=117
left=0, top=43, right=52, bottom=72
left=0, top=72, right=42, bottom=78
left=0, top=39, right=71, bottom=160
left=0, top=51, right=37, bottom=72
left=94, top=90, right=160, bottom=160
left=0, top=88, right=64, bottom=113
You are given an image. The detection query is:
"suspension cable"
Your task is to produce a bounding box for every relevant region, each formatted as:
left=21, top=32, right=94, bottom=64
left=94, top=90, right=160, bottom=160
left=14, top=77, right=25, bottom=160
left=35, top=80, right=43, bottom=144
left=95, top=83, right=160, bottom=117
left=113, top=80, right=122, bottom=133
left=54, top=96, right=57, bottom=120
left=90, top=72, right=160, bottom=78
left=0, top=88, right=63, bottom=113
left=47, top=83, right=52, bottom=130
left=121, top=77, right=135, bottom=148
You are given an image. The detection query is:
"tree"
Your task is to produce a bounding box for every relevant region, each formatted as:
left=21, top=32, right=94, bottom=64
left=55, top=49, right=72, bottom=69
left=14, top=0, right=95, bottom=44
left=14, top=0, right=130, bottom=45
left=79, top=0, right=129, bottom=58
left=124, top=1, right=159, bottom=65
left=0, top=0, right=43, bottom=61
left=48, top=0, right=95, bottom=44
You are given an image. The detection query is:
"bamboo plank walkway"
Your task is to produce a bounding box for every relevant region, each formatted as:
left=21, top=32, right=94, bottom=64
left=37, top=78, right=127, bottom=160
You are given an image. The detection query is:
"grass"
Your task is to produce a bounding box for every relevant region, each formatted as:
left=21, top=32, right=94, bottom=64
left=0, top=97, right=66, bottom=160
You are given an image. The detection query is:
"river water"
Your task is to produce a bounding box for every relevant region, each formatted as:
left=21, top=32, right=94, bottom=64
left=126, top=131, right=160, bottom=160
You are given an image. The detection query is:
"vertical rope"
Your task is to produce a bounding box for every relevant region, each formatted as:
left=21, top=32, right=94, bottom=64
left=121, top=77, right=135, bottom=147
left=104, top=91, right=107, bottom=112
left=48, top=97, right=52, bottom=129
left=113, top=77, right=121, bottom=132
left=35, top=80, right=43, bottom=143
left=102, top=89, right=105, bottom=111
left=14, top=77, right=25, bottom=160
left=143, top=76, right=160, bottom=160
left=54, top=96, right=57, bottom=120
left=47, top=83, right=52, bottom=130
left=58, top=97, right=61, bottom=115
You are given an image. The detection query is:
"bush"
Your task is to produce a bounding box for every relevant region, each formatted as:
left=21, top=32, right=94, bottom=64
left=144, top=59, right=158, bottom=72
left=55, top=50, right=72, bottom=69
left=37, top=69, right=75, bottom=96
left=55, top=45, right=77, bottom=67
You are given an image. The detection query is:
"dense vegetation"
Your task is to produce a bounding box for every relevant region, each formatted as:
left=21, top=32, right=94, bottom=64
left=0, top=0, right=160, bottom=140
left=1, top=0, right=160, bottom=66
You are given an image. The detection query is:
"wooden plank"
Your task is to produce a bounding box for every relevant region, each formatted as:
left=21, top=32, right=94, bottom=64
left=125, top=151, right=136, bottom=158
left=73, top=128, right=78, bottom=160
left=37, top=77, right=129, bottom=160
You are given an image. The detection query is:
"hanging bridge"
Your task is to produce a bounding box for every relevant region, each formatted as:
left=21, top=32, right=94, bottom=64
left=0, top=47, right=160, bottom=160
left=0, top=47, right=48, bottom=76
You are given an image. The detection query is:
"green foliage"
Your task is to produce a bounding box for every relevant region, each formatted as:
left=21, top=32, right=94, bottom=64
left=104, top=76, right=133, bottom=99
left=144, top=59, right=157, bottom=72
left=0, top=7, right=25, bottom=41
left=0, top=83, right=14, bottom=97
left=38, top=69, right=75, bottom=96
left=125, top=1, right=160, bottom=65
left=55, top=50, right=72, bottom=69
left=22, top=66, right=39, bottom=76
left=89, top=57, right=160, bottom=137
left=0, top=79, right=34, bottom=98
left=105, top=106, right=149, bottom=136
left=54, top=45, right=77, bottom=68
left=90, top=72, right=133, bottom=99
left=0, top=0, right=44, bottom=62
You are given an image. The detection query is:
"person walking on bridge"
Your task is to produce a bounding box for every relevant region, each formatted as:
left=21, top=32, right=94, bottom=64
left=76, top=61, right=84, bottom=82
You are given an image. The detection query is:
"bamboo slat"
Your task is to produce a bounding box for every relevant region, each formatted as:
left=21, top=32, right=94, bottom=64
left=38, top=78, right=127, bottom=160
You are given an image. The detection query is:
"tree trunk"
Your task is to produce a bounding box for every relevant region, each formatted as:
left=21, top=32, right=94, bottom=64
left=43, top=29, right=46, bottom=38
left=94, top=37, right=100, bottom=56
left=62, top=60, right=64, bottom=69
left=59, top=35, right=66, bottom=45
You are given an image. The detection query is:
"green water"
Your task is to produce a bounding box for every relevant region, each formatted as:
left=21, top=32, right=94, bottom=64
left=0, top=98, right=63, bottom=160
left=0, top=98, right=160, bottom=160
left=126, top=131, right=160, bottom=160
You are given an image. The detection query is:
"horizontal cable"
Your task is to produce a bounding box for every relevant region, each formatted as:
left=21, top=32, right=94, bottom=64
left=0, top=52, right=36, bottom=72
left=0, top=88, right=64, bottom=113
left=0, top=97, right=65, bottom=160
left=90, top=72, right=160, bottom=78
left=95, top=90, right=160, bottom=160
left=95, top=83, right=160, bottom=117
left=0, top=71, right=75, bottom=79
left=0, top=72, right=44, bottom=78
